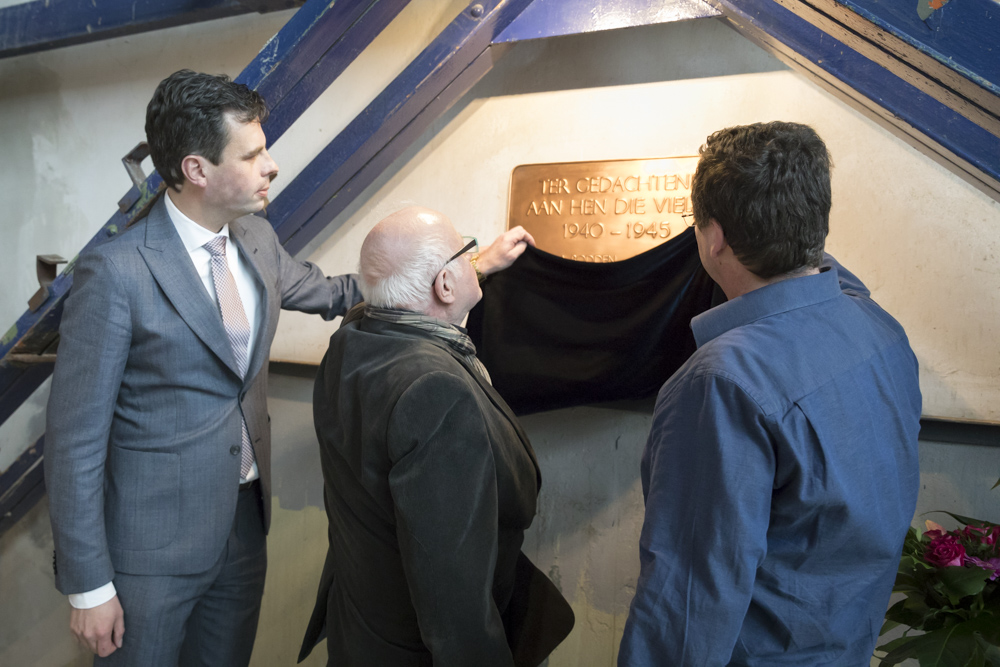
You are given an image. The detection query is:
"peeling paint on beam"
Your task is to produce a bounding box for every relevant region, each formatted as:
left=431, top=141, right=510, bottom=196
left=0, top=0, right=299, bottom=60
left=268, top=0, right=534, bottom=254
left=245, top=0, right=414, bottom=145
left=835, top=0, right=1000, bottom=98
left=709, top=0, right=1000, bottom=202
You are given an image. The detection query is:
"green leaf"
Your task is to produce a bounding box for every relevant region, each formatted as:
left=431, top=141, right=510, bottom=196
left=975, top=635, right=1000, bottom=666
left=882, top=618, right=903, bottom=636
left=970, top=643, right=988, bottom=667
left=877, top=634, right=922, bottom=666
left=879, top=623, right=977, bottom=667
left=904, top=592, right=934, bottom=616
left=938, top=566, right=991, bottom=602
left=930, top=511, right=993, bottom=529
left=879, top=618, right=1000, bottom=667
left=965, top=612, right=1000, bottom=644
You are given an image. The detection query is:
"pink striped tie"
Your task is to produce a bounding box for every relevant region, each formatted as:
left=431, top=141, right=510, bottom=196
left=204, top=236, right=255, bottom=479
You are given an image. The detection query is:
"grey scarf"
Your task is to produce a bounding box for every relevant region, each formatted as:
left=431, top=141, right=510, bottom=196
left=359, top=304, right=492, bottom=384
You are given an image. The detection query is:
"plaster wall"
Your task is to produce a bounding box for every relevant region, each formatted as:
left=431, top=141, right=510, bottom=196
left=268, top=21, right=1000, bottom=423
left=0, top=4, right=998, bottom=667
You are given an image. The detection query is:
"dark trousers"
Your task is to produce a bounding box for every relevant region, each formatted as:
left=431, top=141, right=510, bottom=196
left=96, top=483, right=268, bottom=667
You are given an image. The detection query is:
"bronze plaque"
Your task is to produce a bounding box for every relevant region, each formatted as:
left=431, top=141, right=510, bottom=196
left=508, top=156, right=698, bottom=262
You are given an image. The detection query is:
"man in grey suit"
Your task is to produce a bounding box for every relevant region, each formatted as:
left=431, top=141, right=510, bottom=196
left=300, top=207, right=574, bottom=666
left=44, top=70, right=362, bottom=665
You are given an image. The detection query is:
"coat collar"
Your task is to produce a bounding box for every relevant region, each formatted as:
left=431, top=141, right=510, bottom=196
left=691, top=267, right=840, bottom=348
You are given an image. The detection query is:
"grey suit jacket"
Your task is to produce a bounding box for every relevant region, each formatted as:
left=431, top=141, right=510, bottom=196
left=300, top=314, right=573, bottom=666
left=45, top=197, right=362, bottom=595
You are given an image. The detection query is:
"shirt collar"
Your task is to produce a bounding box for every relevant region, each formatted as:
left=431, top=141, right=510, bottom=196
left=164, top=190, right=230, bottom=253
left=691, top=266, right=842, bottom=347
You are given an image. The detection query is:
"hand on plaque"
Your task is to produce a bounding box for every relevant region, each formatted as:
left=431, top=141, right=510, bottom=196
left=475, top=226, right=536, bottom=277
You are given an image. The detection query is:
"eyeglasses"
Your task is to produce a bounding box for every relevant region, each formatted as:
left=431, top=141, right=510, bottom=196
left=681, top=213, right=696, bottom=228
left=431, top=236, right=478, bottom=286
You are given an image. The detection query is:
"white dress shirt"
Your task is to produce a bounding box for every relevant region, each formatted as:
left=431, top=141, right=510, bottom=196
left=69, top=193, right=264, bottom=610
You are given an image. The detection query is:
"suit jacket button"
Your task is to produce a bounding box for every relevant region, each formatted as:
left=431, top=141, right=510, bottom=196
left=230, top=445, right=240, bottom=455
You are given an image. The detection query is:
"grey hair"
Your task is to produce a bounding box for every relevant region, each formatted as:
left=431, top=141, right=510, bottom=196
left=359, top=221, right=456, bottom=311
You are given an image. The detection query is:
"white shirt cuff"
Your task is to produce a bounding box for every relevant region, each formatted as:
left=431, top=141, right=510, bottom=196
left=68, top=582, right=117, bottom=609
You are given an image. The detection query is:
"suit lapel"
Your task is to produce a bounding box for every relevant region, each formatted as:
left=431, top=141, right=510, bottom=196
left=451, top=348, right=542, bottom=487
left=368, top=317, right=542, bottom=486
left=137, top=199, right=242, bottom=378
left=230, top=218, right=278, bottom=386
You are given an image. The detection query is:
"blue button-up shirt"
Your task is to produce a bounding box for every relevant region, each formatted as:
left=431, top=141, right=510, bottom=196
left=619, top=257, right=921, bottom=666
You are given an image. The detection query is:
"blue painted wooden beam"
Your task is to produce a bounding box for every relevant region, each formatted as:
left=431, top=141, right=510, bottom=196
left=837, top=0, right=999, bottom=98
left=0, top=0, right=297, bottom=60
left=764, top=0, right=1000, bottom=139
left=494, top=0, right=720, bottom=43
left=707, top=0, right=1000, bottom=200
left=268, top=0, right=535, bottom=255
left=259, top=0, right=414, bottom=142
left=0, top=436, right=45, bottom=537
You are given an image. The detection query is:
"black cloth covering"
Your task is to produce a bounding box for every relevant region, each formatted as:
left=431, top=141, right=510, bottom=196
left=467, top=229, right=719, bottom=415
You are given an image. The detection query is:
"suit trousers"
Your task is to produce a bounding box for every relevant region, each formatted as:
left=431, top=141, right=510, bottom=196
left=95, top=483, right=267, bottom=667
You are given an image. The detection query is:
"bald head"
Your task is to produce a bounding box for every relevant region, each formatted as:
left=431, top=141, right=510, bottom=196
left=359, top=206, right=470, bottom=315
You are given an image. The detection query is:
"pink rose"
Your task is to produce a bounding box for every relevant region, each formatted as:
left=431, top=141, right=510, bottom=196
left=925, top=534, right=966, bottom=567
left=962, top=525, right=996, bottom=546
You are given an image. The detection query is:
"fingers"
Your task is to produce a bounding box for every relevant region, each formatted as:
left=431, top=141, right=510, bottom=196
left=478, top=227, right=536, bottom=276
left=96, top=629, right=117, bottom=658
left=70, top=608, right=95, bottom=653
left=505, top=240, right=530, bottom=262
left=70, top=596, right=124, bottom=657
left=113, top=607, right=125, bottom=649
left=508, top=226, right=535, bottom=247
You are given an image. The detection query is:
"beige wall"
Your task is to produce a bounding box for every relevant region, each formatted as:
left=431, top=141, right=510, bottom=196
left=0, top=3, right=998, bottom=666
left=268, top=18, right=1000, bottom=423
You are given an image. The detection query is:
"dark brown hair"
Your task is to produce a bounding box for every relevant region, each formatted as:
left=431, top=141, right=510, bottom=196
left=691, top=121, right=831, bottom=278
left=145, top=70, right=269, bottom=190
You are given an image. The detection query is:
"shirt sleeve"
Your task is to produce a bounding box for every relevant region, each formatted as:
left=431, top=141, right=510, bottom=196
left=619, top=371, right=774, bottom=667
left=68, top=582, right=117, bottom=609
left=385, top=371, right=514, bottom=667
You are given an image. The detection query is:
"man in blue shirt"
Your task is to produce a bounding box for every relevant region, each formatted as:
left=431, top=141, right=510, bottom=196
left=619, top=121, right=921, bottom=666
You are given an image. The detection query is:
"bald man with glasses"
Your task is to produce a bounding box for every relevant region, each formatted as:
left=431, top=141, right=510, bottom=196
left=300, top=207, right=574, bottom=667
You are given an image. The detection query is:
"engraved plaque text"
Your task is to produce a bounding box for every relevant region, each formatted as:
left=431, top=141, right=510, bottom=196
left=508, top=157, right=698, bottom=262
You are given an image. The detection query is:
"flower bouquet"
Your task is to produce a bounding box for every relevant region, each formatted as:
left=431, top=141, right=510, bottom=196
left=876, top=513, right=1000, bottom=666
